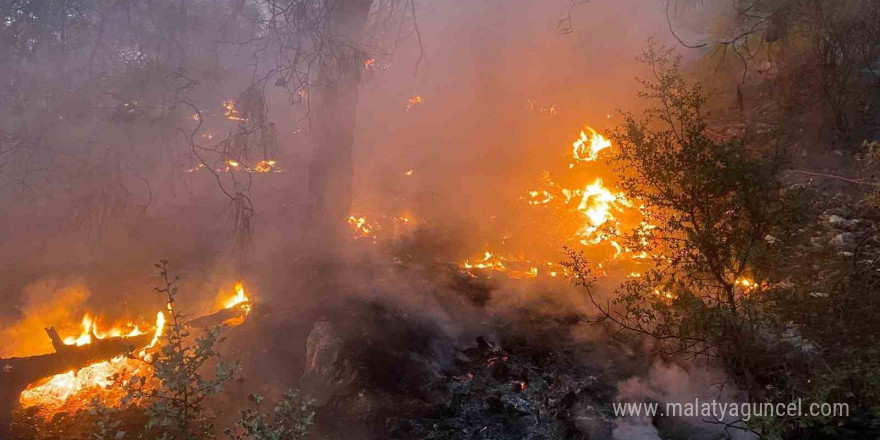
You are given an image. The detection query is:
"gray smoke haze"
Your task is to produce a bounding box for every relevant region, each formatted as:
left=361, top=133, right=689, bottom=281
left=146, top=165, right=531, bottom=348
left=0, top=2, right=747, bottom=437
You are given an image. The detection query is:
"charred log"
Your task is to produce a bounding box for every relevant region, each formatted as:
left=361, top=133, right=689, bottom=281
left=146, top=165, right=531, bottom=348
left=186, top=302, right=253, bottom=328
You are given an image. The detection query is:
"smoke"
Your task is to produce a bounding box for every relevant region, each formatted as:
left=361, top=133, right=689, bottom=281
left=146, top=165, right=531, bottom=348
left=613, top=360, right=756, bottom=440
left=0, top=0, right=751, bottom=437
left=0, top=278, right=90, bottom=358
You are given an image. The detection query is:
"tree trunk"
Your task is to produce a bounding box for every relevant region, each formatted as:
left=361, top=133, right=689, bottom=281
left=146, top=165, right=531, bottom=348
left=306, top=0, right=374, bottom=255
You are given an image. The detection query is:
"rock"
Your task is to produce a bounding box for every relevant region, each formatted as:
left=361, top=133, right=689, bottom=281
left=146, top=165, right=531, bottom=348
left=831, top=233, right=855, bottom=250
left=764, top=235, right=778, bottom=245
left=809, top=292, right=829, bottom=298
left=829, top=215, right=859, bottom=230
left=300, top=321, right=357, bottom=406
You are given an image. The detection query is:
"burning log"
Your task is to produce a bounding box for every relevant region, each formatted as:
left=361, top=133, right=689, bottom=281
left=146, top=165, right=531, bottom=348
left=0, top=332, right=154, bottom=440
left=187, top=302, right=253, bottom=328
left=0, top=295, right=251, bottom=440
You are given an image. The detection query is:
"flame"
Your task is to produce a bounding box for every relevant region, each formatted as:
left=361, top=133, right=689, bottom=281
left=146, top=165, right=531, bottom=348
left=254, top=160, right=277, bottom=173
left=19, top=356, right=152, bottom=416
left=653, top=288, right=676, bottom=300
left=222, top=100, right=246, bottom=121
left=61, top=314, right=147, bottom=347
left=735, top=278, right=763, bottom=293
left=224, top=282, right=250, bottom=310
left=19, top=311, right=167, bottom=416
left=189, top=159, right=278, bottom=174
left=458, top=123, right=649, bottom=278
left=149, top=312, right=165, bottom=348
left=460, top=251, right=563, bottom=279
left=348, top=215, right=375, bottom=239
left=571, top=126, right=612, bottom=163
left=577, top=178, right=630, bottom=240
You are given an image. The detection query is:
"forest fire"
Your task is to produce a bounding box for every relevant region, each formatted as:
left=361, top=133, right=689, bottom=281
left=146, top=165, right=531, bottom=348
left=345, top=124, right=646, bottom=279
left=3, top=0, right=879, bottom=437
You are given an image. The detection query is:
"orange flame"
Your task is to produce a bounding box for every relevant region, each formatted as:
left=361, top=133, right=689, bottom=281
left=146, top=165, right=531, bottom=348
left=224, top=282, right=250, bottom=310
left=348, top=215, right=375, bottom=239
left=222, top=100, right=246, bottom=122
left=460, top=123, right=649, bottom=278
left=254, top=160, right=277, bottom=173
left=571, top=126, right=612, bottom=163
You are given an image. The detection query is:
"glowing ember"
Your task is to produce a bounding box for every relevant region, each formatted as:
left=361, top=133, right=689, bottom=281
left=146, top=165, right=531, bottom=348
left=406, top=95, right=423, bottom=111
left=254, top=160, right=277, bottom=173
left=348, top=215, right=376, bottom=240
left=19, top=356, right=152, bottom=415
left=528, top=99, right=560, bottom=119
left=461, top=251, right=563, bottom=279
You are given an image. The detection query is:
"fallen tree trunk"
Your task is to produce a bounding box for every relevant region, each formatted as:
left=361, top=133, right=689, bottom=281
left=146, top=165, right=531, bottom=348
left=0, top=302, right=251, bottom=440
left=0, top=332, right=154, bottom=440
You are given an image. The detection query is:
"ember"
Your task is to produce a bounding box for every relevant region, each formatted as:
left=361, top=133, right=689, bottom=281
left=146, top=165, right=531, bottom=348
left=406, top=95, right=422, bottom=111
